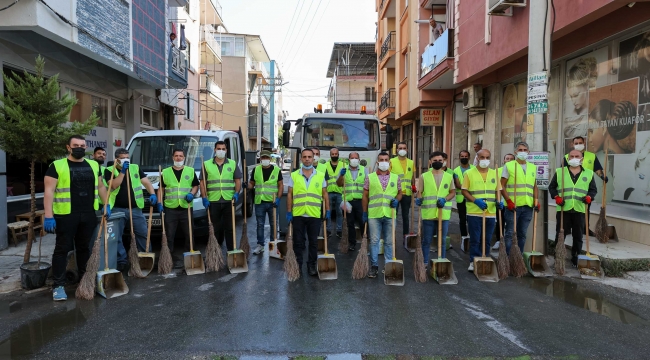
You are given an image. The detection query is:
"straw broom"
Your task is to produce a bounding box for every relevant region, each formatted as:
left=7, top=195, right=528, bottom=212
left=595, top=148, right=609, bottom=243
left=284, top=222, right=300, bottom=281
left=352, top=223, right=369, bottom=279
left=126, top=168, right=145, bottom=278
left=239, top=158, right=251, bottom=258
left=509, top=162, right=527, bottom=277
left=339, top=187, right=349, bottom=254
left=413, top=209, right=427, bottom=283
left=76, top=169, right=115, bottom=300
left=201, top=159, right=224, bottom=272
left=555, top=165, right=566, bottom=275
left=156, top=165, right=173, bottom=275
left=495, top=163, right=509, bottom=280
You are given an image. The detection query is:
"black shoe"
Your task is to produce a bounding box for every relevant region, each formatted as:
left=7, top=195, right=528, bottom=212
left=368, top=266, right=378, bottom=278
left=117, top=262, right=129, bottom=276
left=571, top=257, right=578, bottom=267
left=336, top=231, right=342, bottom=238
left=588, top=229, right=595, bottom=237
left=308, top=265, right=318, bottom=276
left=348, top=244, right=356, bottom=252
left=327, top=231, right=333, bottom=238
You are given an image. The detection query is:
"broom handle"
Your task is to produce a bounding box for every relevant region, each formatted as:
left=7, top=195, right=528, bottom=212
left=231, top=199, right=236, bottom=250
left=146, top=205, right=153, bottom=252
left=323, top=206, right=329, bottom=255
left=391, top=207, right=396, bottom=261
left=532, top=205, right=538, bottom=251
left=482, top=210, right=486, bottom=258
left=560, top=165, right=564, bottom=229
left=126, top=168, right=135, bottom=237
left=438, top=208, right=442, bottom=258
left=158, top=165, right=167, bottom=235
left=585, top=208, right=590, bottom=255
left=200, top=157, right=213, bottom=226
left=496, top=163, right=503, bottom=239
left=513, top=162, right=517, bottom=229
left=273, top=194, right=277, bottom=242
left=188, top=204, right=194, bottom=252
left=243, top=157, right=247, bottom=225
left=102, top=168, right=116, bottom=270
left=603, top=147, right=608, bottom=210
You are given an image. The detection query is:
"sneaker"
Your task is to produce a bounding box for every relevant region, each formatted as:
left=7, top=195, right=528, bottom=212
left=348, top=244, right=356, bottom=252
left=327, top=230, right=333, bottom=238
left=368, top=266, right=379, bottom=278
left=308, top=265, right=318, bottom=276
left=449, top=243, right=453, bottom=249
left=468, top=263, right=475, bottom=272
left=571, top=257, right=578, bottom=268
left=253, top=244, right=264, bottom=255
left=53, top=286, right=67, bottom=301
left=492, top=241, right=500, bottom=250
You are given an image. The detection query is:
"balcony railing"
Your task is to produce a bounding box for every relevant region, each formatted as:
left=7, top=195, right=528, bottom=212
left=335, top=100, right=377, bottom=112
left=171, top=47, right=187, bottom=78
left=248, top=126, right=257, bottom=138
left=379, top=88, right=396, bottom=113
left=248, top=60, right=269, bottom=78
left=209, top=0, right=222, bottom=15
left=379, top=31, right=396, bottom=63
left=200, top=25, right=221, bottom=59
left=200, top=74, right=222, bottom=102
left=420, top=29, right=454, bottom=79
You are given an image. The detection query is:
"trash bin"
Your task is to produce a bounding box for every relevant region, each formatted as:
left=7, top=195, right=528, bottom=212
left=92, top=212, right=125, bottom=271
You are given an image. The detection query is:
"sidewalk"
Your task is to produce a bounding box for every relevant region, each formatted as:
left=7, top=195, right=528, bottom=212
left=0, top=234, right=56, bottom=294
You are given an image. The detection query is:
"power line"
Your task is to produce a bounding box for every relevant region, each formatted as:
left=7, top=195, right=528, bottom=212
left=276, top=0, right=302, bottom=60
left=284, top=0, right=332, bottom=76
left=0, top=0, right=21, bottom=12
left=280, top=0, right=316, bottom=66
left=284, top=0, right=324, bottom=71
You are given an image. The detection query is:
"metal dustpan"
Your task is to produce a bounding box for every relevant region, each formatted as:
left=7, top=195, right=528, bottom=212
left=474, top=211, right=498, bottom=282
left=268, top=200, right=287, bottom=260
left=430, top=212, right=458, bottom=284
left=138, top=206, right=156, bottom=276
left=227, top=200, right=248, bottom=273
left=184, top=206, right=205, bottom=275
left=523, top=209, right=552, bottom=277
left=384, top=209, right=404, bottom=286
left=96, top=217, right=128, bottom=298
left=578, top=211, right=602, bottom=279
left=317, top=217, right=337, bottom=280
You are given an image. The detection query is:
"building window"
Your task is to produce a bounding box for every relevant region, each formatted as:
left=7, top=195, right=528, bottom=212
left=365, top=87, right=376, bottom=102
left=235, top=37, right=245, bottom=57
left=141, top=108, right=160, bottom=129
left=67, top=88, right=108, bottom=128
left=404, top=53, right=409, bottom=79
left=184, top=0, right=190, bottom=14
left=185, top=92, right=194, bottom=121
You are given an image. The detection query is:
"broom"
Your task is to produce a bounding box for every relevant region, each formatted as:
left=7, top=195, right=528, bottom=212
left=509, top=161, right=527, bottom=277
left=157, top=165, right=173, bottom=275
left=495, top=163, right=509, bottom=280
left=284, top=221, right=300, bottom=281
left=339, top=186, right=349, bottom=254
left=201, top=158, right=224, bottom=272
left=126, top=168, right=145, bottom=278
left=555, top=165, right=567, bottom=275
left=413, top=209, right=427, bottom=283
left=352, top=223, right=369, bottom=279
left=239, top=158, right=251, bottom=258
left=76, top=168, right=115, bottom=300
left=595, top=148, right=609, bottom=243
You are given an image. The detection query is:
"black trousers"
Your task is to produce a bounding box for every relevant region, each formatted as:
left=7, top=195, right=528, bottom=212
left=346, top=199, right=364, bottom=246
left=209, top=202, right=235, bottom=251
left=164, top=207, right=192, bottom=253
left=293, top=216, right=320, bottom=268
left=398, top=195, right=412, bottom=235
left=555, top=211, right=584, bottom=260
left=458, top=201, right=468, bottom=237
left=52, top=212, right=98, bottom=287
left=494, top=209, right=506, bottom=242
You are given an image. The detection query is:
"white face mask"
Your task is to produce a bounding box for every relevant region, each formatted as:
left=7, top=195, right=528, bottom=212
left=516, top=152, right=528, bottom=160
left=378, top=161, right=390, bottom=171
left=479, top=159, right=491, bottom=169
left=349, top=159, right=360, bottom=167
left=568, top=158, right=582, bottom=167
left=398, top=149, right=407, bottom=157
left=261, top=159, right=271, bottom=166
left=313, top=155, right=320, bottom=162
left=574, top=144, right=585, bottom=152
left=442, top=161, right=447, bottom=167
left=215, top=150, right=227, bottom=159
left=120, top=158, right=130, bottom=164
left=173, top=160, right=184, bottom=167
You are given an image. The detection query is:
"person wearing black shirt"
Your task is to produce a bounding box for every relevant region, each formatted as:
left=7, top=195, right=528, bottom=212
left=247, top=150, right=283, bottom=255
left=44, top=135, right=110, bottom=301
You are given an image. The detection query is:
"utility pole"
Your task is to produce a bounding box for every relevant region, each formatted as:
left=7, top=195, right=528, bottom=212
left=257, top=76, right=262, bottom=153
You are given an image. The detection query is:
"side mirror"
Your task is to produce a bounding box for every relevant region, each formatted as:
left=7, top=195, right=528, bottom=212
left=282, top=131, right=290, bottom=148
left=385, top=124, right=394, bottom=151
left=282, top=122, right=291, bottom=131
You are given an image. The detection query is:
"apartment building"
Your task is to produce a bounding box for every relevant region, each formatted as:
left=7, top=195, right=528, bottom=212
left=327, top=43, right=377, bottom=115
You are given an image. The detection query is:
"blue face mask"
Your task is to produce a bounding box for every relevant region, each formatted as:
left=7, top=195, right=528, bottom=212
left=302, top=164, right=314, bottom=170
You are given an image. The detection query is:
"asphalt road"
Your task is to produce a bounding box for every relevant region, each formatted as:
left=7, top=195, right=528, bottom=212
left=1, top=204, right=650, bottom=359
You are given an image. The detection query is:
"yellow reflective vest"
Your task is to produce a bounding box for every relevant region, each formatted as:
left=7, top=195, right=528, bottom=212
left=390, top=157, right=414, bottom=195
left=555, top=167, right=593, bottom=213
left=291, top=169, right=325, bottom=217
left=504, top=161, right=536, bottom=207
left=52, top=158, right=100, bottom=215
left=464, top=168, right=499, bottom=216
left=368, top=172, right=399, bottom=219
left=421, top=171, right=453, bottom=220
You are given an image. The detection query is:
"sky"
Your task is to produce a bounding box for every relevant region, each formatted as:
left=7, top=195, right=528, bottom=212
left=220, top=0, right=377, bottom=120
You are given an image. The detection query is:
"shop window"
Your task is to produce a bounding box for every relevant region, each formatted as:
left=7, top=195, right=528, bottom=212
left=67, top=88, right=108, bottom=127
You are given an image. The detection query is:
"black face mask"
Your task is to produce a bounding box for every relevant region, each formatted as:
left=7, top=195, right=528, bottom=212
left=70, top=147, right=86, bottom=160
left=431, top=161, right=443, bottom=170
left=460, top=158, right=469, bottom=165
left=331, top=156, right=339, bottom=162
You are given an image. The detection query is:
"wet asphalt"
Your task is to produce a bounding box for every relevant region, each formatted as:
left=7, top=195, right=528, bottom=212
left=1, top=193, right=650, bottom=359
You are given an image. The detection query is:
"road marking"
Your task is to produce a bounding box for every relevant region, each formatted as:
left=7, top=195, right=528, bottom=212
left=197, top=283, right=214, bottom=291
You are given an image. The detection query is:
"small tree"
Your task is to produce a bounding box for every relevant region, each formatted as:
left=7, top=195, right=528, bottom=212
left=0, top=56, right=98, bottom=263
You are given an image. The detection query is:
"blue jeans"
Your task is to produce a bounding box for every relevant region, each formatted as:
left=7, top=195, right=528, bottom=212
left=255, top=202, right=274, bottom=246
left=368, top=216, right=393, bottom=267
left=503, top=206, right=533, bottom=255
left=467, top=215, right=496, bottom=262
left=422, top=219, right=449, bottom=264
left=328, top=192, right=343, bottom=232
left=112, top=207, right=150, bottom=264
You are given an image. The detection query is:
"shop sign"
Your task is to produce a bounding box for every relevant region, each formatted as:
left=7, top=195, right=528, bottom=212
left=527, top=151, right=550, bottom=190
left=420, top=108, right=443, bottom=126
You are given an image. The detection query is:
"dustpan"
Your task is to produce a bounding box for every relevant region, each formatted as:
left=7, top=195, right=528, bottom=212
left=97, top=216, right=129, bottom=298
left=578, top=210, right=602, bottom=279
left=137, top=205, right=156, bottom=276
left=227, top=199, right=248, bottom=273
left=523, top=206, right=552, bottom=277
left=474, top=210, right=498, bottom=282
left=184, top=205, right=205, bottom=275
left=268, top=195, right=287, bottom=260
left=384, top=208, right=404, bottom=286
left=317, top=209, right=337, bottom=280
left=430, top=208, right=458, bottom=284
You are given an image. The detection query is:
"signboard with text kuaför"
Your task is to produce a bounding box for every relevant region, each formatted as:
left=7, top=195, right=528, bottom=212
left=420, top=108, right=443, bottom=126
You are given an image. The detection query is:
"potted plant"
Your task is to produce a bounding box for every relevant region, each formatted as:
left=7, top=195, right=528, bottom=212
left=0, top=56, right=97, bottom=289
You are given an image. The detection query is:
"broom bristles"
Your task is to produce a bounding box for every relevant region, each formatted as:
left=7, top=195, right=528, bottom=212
left=75, top=232, right=101, bottom=300
left=339, top=223, right=349, bottom=254
left=128, top=232, right=145, bottom=278
left=413, top=234, right=427, bottom=283
left=240, top=222, right=251, bottom=258
left=158, top=231, right=173, bottom=275
left=555, top=230, right=566, bottom=275
left=205, top=225, right=224, bottom=272
left=352, top=233, right=369, bottom=279
left=284, top=229, right=300, bottom=281
left=497, top=237, right=510, bottom=280
left=509, top=231, right=527, bottom=277
left=595, top=207, right=608, bottom=244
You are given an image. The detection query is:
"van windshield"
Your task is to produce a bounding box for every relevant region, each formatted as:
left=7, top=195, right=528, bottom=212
left=302, top=118, right=380, bottom=150
left=128, top=136, right=219, bottom=172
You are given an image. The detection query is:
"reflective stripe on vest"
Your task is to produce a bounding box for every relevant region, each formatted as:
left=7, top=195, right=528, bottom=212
left=291, top=170, right=325, bottom=217
left=254, top=165, right=280, bottom=204
left=368, top=172, right=398, bottom=219
left=52, top=158, right=100, bottom=215
left=326, top=161, right=343, bottom=193
left=421, top=171, right=453, bottom=220
left=390, top=157, right=414, bottom=195
left=505, top=161, right=536, bottom=207
left=343, top=165, right=366, bottom=200
left=204, top=158, right=236, bottom=201
left=565, top=151, right=596, bottom=171
left=555, top=167, right=593, bottom=213
left=162, top=166, right=194, bottom=209
left=465, top=168, right=499, bottom=214
left=106, top=164, right=145, bottom=209
left=453, top=165, right=474, bottom=203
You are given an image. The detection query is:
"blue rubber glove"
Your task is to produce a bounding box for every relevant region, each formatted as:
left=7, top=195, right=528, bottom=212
left=497, top=200, right=505, bottom=210
left=157, top=203, right=164, bottom=213
left=273, top=198, right=281, bottom=208
left=44, top=217, right=56, bottom=233
left=105, top=204, right=111, bottom=218
left=390, top=199, right=398, bottom=208
left=286, top=211, right=293, bottom=223
left=473, top=198, right=488, bottom=211
left=325, top=210, right=331, bottom=220
left=340, top=168, right=347, bottom=176
left=362, top=212, right=368, bottom=223
left=233, top=192, right=240, bottom=203
left=415, top=198, right=423, bottom=206
left=601, top=175, right=609, bottom=183
left=437, top=198, right=446, bottom=209
left=202, top=197, right=210, bottom=209
left=149, top=194, right=158, bottom=205
left=185, top=193, right=194, bottom=203
left=120, top=161, right=129, bottom=174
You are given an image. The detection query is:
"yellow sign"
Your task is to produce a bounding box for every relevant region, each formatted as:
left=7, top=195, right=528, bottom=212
left=420, top=108, right=443, bottom=126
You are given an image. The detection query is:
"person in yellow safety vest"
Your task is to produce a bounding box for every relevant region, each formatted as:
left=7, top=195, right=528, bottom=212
left=440, top=152, right=455, bottom=177
left=461, top=149, right=505, bottom=272
left=549, top=149, right=597, bottom=267
left=286, top=149, right=330, bottom=277
left=500, top=141, right=540, bottom=255
left=93, top=147, right=107, bottom=205
left=199, top=141, right=243, bottom=252
left=336, top=152, right=369, bottom=252
left=247, top=150, right=283, bottom=255
left=158, top=149, right=200, bottom=268
left=390, top=142, right=416, bottom=238
left=43, top=135, right=110, bottom=301
left=415, top=151, right=456, bottom=266
left=311, top=147, right=328, bottom=174
left=325, top=147, right=345, bottom=238
left=493, top=153, right=515, bottom=250
left=363, top=152, right=403, bottom=279
left=104, top=148, right=157, bottom=273
left=453, top=150, right=475, bottom=246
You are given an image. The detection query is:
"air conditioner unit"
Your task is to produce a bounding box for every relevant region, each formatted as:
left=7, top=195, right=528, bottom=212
left=488, top=0, right=526, bottom=16
left=463, top=85, right=483, bottom=110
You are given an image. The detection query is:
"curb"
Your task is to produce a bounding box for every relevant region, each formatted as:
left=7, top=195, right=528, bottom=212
left=0, top=269, right=21, bottom=294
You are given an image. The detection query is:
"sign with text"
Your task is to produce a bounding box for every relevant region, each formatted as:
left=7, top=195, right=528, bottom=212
left=527, top=151, right=550, bottom=190
left=527, top=71, right=548, bottom=114
left=420, top=108, right=443, bottom=126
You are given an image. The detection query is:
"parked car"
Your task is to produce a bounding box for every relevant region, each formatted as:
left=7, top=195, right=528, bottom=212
left=282, top=158, right=292, bottom=171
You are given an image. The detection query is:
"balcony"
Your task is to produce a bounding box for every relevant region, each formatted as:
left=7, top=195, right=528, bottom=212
left=200, top=74, right=223, bottom=104
left=334, top=100, right=377, bottom=114
left=200, top=0, right=224, bottom=26
left=379, top=31, right=396, bottom=69
left=169, top=47, right=188, bottom=88
left=379, top=88, right=396, bottom=119
left=248, top=60, right=269, bottom=82
left=379, top=0, right=396, bottom=19
left=200, top=25, right=222, bottom=64
left=418, top=29, right=455, bottom=90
